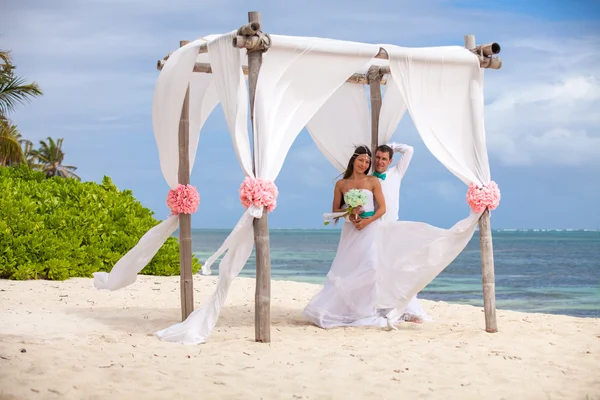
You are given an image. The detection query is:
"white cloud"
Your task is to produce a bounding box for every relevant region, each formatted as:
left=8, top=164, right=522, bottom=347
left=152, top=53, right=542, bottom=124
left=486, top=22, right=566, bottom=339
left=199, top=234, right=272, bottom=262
left=484, top=37, right=600, bottom=167
left=284, top=144, right=338, bottom=188
left=428, top=180, right=464, bottom=202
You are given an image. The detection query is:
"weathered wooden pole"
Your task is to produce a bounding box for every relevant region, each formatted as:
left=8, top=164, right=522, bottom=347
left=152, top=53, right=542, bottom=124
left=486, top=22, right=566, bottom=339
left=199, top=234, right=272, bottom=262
left=178, top=40, right=194, bottom=321
left=243, top=11, right=272, bottom=343
left=157, top=60, right=387, bottom=86
left=478, top=208, right=497, bottom=332
left=368, top=65, right=383, bottom=163
left=465, top=34, right=498, bottom=333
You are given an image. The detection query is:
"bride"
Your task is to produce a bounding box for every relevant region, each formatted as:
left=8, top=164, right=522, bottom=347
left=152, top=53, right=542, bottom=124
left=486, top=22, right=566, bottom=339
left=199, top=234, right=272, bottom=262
left=303, top=145, right=389, bottom=328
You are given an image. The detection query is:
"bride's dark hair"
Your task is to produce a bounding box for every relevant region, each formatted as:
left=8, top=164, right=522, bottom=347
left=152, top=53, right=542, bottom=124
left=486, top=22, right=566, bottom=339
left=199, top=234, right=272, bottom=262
left=342, top=145, right=372, bottom=179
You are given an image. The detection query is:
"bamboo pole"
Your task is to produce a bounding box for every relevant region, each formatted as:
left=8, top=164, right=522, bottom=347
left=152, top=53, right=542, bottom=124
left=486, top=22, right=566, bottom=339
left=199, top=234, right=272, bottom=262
left=168, top=40, right=500, bottom=71
left=238, top=21, right=261, bottom=36
left=478, top=208, right=498, bottom=332
left=156, top=60, right=386, bottom=85
left=465, top=35, right=498, bottom=333
left=177, top=40, right=194, bottom=321
left=159, top=36, right=501, bottom=96
left=368, top=65, right=383, bottom=161
left=244, top=11, right=272, bottom=343
left=198, top=42, right=389, bottom=59
left=464, top=35, right=476, bottom=51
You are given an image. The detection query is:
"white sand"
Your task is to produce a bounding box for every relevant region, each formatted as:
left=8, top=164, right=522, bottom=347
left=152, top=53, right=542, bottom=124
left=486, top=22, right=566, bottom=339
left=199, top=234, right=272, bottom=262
left=1, top=275, right=598, bottom=400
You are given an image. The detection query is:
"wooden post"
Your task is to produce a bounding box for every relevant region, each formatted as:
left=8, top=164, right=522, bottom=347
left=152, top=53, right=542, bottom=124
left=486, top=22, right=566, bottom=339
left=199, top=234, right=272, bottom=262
left=478, top=209, right=497, bottom=332
left=465, top=34, right=498, bottom=333
left=368, top=65, right=383, bottom=164
left=178, top=40, right=194, bottom=321
left=245, top=11, right=272, bottom=343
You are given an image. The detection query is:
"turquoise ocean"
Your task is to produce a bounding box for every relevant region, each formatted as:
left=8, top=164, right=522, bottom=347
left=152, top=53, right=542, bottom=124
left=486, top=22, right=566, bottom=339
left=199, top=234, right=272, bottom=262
left=190, top=229, right=599, bottom=318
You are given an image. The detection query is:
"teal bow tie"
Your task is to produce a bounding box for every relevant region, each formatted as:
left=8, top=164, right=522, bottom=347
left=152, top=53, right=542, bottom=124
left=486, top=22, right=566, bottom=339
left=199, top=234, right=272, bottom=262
left=373, top=171, right=386, bottom=180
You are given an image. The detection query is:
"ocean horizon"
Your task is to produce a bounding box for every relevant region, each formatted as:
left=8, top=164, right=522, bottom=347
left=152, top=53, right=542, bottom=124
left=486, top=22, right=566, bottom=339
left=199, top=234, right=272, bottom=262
left=182, top=229, right=600, bottom=319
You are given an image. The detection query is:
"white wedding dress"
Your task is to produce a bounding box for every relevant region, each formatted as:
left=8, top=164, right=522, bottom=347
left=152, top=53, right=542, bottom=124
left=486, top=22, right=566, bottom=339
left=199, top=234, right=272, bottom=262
left=304, top=189, right=389, bottom=328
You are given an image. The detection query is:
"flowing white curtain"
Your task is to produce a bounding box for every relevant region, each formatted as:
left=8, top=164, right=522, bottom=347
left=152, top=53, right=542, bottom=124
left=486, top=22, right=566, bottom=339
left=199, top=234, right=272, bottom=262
left=156, top=34, right=380, bottom=345
left=375, top=45, right=490, bottom=319
left=93, top=39, right=220, bottom=291
left=385, top=46, right=490, bottom=185
left=306, top=72, right=407, bottom=171
left=378, top=74, right=407, bottom=144
left=155, top=32, right=256, bottom=344
left=306, top=83, right=371, bottom=171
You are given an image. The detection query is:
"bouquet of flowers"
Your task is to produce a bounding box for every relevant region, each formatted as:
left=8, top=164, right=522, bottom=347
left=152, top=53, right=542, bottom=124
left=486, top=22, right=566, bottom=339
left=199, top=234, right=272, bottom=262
left=323, top=189, right=368, bottom=226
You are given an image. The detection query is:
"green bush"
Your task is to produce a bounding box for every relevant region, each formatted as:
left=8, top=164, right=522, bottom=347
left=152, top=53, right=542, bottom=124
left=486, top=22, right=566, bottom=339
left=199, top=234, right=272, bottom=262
left=0, top=166, right=200, bottom=280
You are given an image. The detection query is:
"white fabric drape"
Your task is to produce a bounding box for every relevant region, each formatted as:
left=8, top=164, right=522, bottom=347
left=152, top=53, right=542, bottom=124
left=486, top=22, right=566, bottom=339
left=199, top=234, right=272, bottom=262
left=156, top=32, right=257, bottom=344
left=307, top=83, right=371, bottom=172
left=374, top=45, right=490, bottom=319
left=378, top=73, right=407, bottom=144
left=93, top=39, right=219, bottom=291
left=205, top=33, right=254, bottom=176
left=386, top=46, right=490, bottom=185
left=306, top=73, right=407, bottom=172
left=155, top=34, right=380, bottom=344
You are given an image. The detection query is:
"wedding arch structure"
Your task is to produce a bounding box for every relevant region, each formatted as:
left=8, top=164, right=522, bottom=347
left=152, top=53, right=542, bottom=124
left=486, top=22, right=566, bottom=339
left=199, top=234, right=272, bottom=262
left=93, top=11, right=503, bottom=345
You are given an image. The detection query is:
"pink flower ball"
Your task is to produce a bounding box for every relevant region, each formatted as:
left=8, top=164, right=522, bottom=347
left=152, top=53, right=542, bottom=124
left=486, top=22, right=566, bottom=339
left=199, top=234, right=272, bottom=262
left=166, top=184, right=200, bottom=215
left=238, top=177, right=278, bottom=213
left=466, top=181, right=500, bottom=213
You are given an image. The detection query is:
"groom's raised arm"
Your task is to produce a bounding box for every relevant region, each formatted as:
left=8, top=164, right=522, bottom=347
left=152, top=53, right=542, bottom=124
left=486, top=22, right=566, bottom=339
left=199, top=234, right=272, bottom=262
left=388, top=142, right=414, bottom=179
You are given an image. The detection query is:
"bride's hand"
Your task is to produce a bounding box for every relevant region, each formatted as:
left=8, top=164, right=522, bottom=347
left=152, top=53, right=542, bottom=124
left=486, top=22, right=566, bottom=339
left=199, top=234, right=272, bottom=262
left=353, top=217, right=371, bottom=231
left=350, top=206, right=363, bottom=215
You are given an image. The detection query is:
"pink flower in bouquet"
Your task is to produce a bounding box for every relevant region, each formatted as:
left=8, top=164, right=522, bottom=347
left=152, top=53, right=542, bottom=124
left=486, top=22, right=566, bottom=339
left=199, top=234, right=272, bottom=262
left=166, top=184, right=200, bottom=215
left=239, top=177, right=278, bottom=212
left=466, top=181, right=501, bottom=213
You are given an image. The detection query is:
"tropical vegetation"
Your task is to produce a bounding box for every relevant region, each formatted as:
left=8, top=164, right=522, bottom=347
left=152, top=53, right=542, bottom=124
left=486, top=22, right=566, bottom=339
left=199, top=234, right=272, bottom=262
left=0, top=49, right=197, bottom=280
left=0, top=166, right=200, bottom=280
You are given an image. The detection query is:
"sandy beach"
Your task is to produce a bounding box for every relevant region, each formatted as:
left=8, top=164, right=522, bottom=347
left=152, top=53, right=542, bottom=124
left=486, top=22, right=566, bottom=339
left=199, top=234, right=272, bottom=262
left=1, top=275, right=598, bottom=400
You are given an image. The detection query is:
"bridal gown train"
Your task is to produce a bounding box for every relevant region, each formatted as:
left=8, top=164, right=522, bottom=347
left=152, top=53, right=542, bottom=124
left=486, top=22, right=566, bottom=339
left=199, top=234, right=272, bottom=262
left=303, top=189, right=388, bottom=328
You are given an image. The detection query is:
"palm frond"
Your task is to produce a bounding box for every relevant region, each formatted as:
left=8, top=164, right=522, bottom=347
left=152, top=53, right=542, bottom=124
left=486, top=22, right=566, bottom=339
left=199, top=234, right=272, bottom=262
left=0, top=118, right=24, bottom=166
left=32, top=137, right=74, bottom=178
left=0, top=50, right=14, bottom=74
left=0, top=75, right=43, bottom=116
left=32, top=151, right=50, bottom=163
left=56, top=166, right=81, bottom=180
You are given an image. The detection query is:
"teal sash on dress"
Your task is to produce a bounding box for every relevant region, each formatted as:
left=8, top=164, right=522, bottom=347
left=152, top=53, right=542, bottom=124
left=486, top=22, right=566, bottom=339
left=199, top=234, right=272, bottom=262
left=359, top=211, right=375, bottom=218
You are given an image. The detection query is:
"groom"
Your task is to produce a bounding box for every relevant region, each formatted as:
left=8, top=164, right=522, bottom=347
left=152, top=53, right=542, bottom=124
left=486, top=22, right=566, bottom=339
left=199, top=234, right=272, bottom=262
left=357, top=142, right=429, bottom=324
left=371, top=143, right=414, bottom=222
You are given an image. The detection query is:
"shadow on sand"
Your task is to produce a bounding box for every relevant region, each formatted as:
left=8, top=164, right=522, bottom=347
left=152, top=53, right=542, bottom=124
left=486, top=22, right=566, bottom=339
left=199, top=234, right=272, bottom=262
left=65, top=304, right=311, bottom=335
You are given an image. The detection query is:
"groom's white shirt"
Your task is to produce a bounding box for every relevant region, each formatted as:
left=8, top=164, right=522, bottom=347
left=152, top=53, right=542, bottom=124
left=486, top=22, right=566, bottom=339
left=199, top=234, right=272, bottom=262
left=374, top=143, right=430, bottom=322
left=377, top=143, right=414, bottom=222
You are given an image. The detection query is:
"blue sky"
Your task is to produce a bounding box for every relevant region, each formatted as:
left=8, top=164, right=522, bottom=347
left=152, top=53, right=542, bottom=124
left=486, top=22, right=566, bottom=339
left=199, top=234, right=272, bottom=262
left=2, top=0, right=599, bottom=229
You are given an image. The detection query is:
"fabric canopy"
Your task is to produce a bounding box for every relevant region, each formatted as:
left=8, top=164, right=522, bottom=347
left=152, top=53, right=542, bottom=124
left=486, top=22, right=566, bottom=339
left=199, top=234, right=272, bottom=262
left=94, top=32, right=493, bottom=345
